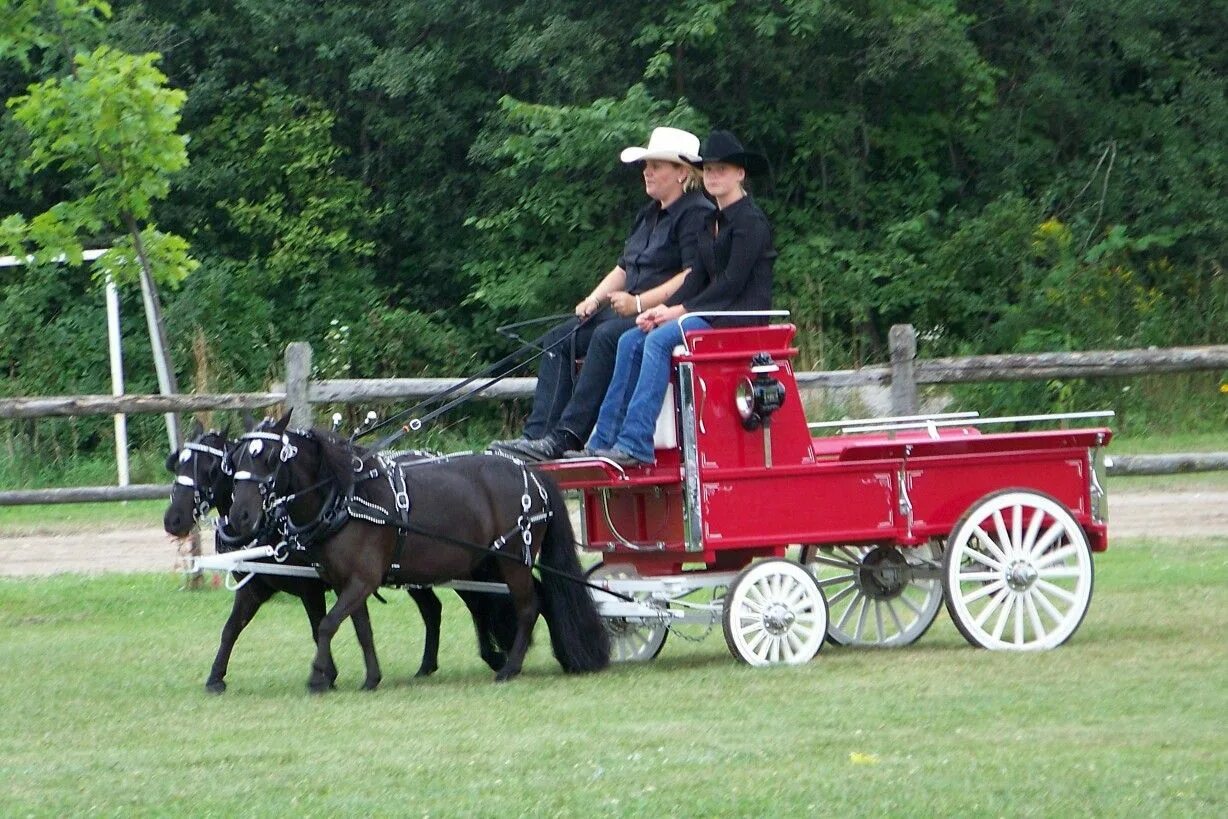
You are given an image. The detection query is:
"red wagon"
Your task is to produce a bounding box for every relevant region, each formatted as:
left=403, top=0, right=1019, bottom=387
left=538, top=319, right=1112, bottom=665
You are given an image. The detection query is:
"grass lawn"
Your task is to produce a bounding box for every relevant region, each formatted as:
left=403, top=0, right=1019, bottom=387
left=1, top=536, right=1224, bottom=816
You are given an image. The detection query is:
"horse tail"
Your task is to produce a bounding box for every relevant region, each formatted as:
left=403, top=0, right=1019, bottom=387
left=535, top=475, right=610, bottom=673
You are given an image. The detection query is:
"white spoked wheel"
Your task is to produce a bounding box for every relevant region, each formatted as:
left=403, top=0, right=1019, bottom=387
left=801, top=543, right=943, bottom=647
left=944, top=489, right=1094, bottom=651
left=722, top=559, right=828, bottom=666
left=586, top=563, right=668, bottom=662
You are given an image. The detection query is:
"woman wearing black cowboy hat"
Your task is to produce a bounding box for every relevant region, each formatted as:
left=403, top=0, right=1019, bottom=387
left=583, top=130, right=778, bottom=468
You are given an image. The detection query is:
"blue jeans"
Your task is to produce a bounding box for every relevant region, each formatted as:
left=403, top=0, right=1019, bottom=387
left=587, top=316, right=711, bottom=462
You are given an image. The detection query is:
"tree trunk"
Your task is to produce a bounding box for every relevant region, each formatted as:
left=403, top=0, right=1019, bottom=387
left=123, top=211, right=181, bottom=451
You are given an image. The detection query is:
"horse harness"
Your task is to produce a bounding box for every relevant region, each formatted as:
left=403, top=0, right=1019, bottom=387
left=232, top=430, right=556, bottom=581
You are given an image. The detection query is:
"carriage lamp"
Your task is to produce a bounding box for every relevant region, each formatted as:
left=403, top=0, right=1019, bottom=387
left=735, top=353, right=787, bottom=431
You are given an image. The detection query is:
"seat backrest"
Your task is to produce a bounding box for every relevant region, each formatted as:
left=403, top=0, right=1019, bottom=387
left=653, top=383, right=678, bottom=450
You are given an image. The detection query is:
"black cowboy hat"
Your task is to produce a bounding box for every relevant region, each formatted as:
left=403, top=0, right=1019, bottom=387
left=689, top=130, right=770, bottom=176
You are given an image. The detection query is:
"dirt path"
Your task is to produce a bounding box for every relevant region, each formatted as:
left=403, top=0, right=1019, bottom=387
left=0, top=487, right=1223, bottom=577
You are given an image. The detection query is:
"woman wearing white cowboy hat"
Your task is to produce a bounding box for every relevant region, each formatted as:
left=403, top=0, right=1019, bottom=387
left=583, top=129, right=778, bottom=468
left=491, top=126, right=715, bottom=462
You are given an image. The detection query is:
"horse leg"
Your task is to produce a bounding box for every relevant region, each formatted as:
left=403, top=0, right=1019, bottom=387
left=205, top=577, right=276, bottom=694
left=456, top=590, right=507, bottom=672
left=308, top=578, right=376, bottom=693
left=296, top=582, right=336, bottom=689
left=406, top=587, right=442, bottom=677
left=348, top=601, right=382, bottom=691
left=494, top=571, right=539, bottom=683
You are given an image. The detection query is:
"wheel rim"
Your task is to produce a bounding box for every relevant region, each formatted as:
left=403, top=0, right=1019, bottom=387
left=587, top=563, right=668, bottom=662
left=804, top=543, right=943, bottom=647
left=724, top=560, right=827, bottom=666
left=944, top=491, right=1093, bottom=651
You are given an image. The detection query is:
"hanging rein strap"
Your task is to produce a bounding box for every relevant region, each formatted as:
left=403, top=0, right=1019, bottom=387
left=362, top=312, right=599, bottom=450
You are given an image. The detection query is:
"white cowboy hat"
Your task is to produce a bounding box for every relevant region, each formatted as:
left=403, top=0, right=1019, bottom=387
left=620, top=126, right=701, bottom=165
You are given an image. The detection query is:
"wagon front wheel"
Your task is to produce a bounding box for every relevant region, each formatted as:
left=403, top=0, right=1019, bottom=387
left=586, top=563, right=669, bottom=662
left=723, top=559, right=828, bottom=666
left=943, top=490, right=1094, bottom=651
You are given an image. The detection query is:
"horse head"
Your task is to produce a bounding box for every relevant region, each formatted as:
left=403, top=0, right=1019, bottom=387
left=227, top=411, right=300, bottom=539
left=163, top=423, right=233, bottom=538
left=228, top=409, right=366, bottom=542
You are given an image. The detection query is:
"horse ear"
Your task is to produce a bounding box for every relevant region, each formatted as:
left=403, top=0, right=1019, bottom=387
left=240, top=410, right=257, bottom=432
left=188, top=419, right=204, bottom=440
left=165, top=449, right=180, bottom=473
left=220, top=423, right=232, bottom=440
left=274, top=409, right=292, bottom=432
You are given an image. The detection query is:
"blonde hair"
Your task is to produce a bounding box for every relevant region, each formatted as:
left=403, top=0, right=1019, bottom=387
left=678, top=163, right=702, bottom=192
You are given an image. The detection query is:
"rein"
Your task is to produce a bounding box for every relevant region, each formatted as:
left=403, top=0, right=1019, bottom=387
left=361, top=312, right=597, bottom=450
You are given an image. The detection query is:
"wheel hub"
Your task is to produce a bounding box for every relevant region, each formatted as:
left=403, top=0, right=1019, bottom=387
left=856, top=548, right=912, bottom=599
left=762, top=602, right=796, bottom=634
left=1006, top=560, right=1038, bottom=591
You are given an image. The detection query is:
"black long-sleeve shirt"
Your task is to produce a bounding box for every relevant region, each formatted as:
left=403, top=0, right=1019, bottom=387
left=667, top=194, right=776, bottom=327
left=618, top=189, right=714, bottom=293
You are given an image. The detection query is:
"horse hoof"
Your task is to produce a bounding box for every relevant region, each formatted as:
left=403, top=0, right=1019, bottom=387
left=205, top=680, right=226, bottom=695
left=482, top=653, right=507, bottom=673
left=414, top=666, right=438, bottom=678
left=494, top=668, right=519, bottom=683
left=307, top=678, right=331, bottom=694
left=361, top=678, right=382, bottom=691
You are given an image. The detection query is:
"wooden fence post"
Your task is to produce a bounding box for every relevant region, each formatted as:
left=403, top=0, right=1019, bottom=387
left=285, top=342, right=314, bottom=428
left=889, top=324, right=918, bottom=416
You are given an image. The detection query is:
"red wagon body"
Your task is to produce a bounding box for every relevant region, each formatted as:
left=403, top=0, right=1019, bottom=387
left=539, top=323, right=1111, bottom=664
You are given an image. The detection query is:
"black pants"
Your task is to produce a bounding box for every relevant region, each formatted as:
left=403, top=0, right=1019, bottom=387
left=523, top=309, right=636, bottom=442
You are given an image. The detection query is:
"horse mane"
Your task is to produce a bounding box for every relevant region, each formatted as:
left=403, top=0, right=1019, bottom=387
left=305, top=427, right=364, bottom=493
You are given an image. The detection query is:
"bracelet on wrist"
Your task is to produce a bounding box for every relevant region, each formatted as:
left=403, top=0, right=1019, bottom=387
left=635, top=295, right=642, bottom=312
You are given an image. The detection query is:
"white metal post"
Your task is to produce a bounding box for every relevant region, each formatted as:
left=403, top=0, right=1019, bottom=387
left=104, top=275, right=130, bottom=486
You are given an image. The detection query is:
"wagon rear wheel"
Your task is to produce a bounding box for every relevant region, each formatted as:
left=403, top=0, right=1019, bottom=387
left=586, top=563, right=668, bottom=662
left=943, top=489, right=1094, bottom=650
left=723, top=559, right=827, bottom=666
left=801, top=543, right=943, bottom=647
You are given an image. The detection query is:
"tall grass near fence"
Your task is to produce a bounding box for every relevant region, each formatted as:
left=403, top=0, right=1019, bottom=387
left=0, top=538, right=1223, bottom=815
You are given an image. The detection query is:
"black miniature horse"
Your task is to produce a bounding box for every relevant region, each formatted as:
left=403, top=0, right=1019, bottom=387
left=227, top=413, right=609, bottom=688
left=164, top=425, right=515, bottom=692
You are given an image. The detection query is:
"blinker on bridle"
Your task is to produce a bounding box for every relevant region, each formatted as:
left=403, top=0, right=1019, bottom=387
left=173, top=439, right=228, bottom=520
left=231, top=430, right=298, bottom=504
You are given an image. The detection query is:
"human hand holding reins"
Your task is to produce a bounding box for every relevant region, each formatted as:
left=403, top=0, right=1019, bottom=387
left=575, top=295, right=602, bottom=318
left=608, top=291, right=640, bottom=317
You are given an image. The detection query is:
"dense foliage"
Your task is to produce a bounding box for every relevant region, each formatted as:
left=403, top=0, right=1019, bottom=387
left=1, top=0, right=1224, bottom=463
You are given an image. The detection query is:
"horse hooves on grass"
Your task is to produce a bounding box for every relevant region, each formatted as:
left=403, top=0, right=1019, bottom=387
left=493, top=669, right=520, bottom=683
left=204, top=680, right=226, bottom=695
left=361, top=678, right=382, bottom=691
left=307, top=678, right=332, bottom=695
left=414, top=666, right=438, bottom=678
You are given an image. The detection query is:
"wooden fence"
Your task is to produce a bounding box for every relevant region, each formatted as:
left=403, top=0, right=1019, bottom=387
left=2, top=324, right=1226, bottom=506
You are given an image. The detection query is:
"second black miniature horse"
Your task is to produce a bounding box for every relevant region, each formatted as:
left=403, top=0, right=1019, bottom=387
left=164, top=424, right=515, bottom=692
left=227, top=414, right=609, bottom=688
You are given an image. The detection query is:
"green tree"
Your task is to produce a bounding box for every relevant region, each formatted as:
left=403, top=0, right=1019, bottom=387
left=2, top=2, right=195, bottom=445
